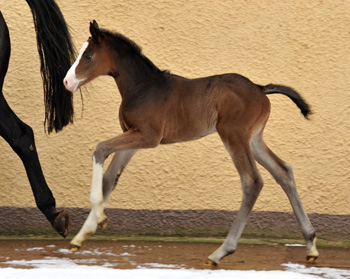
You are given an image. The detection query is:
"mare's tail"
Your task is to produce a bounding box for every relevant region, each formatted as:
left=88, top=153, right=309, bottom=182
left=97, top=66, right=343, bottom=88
left=25, top=0, right=76, bottom=133
left=258, top=84, right=311, bottom=119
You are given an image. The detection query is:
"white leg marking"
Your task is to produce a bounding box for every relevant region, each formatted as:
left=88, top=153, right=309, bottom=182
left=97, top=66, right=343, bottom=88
left=70, top=210, right=98, bottom=248
left=70, top=155, right=105, bottom=248
left=90, top=155, right=106, bottom=224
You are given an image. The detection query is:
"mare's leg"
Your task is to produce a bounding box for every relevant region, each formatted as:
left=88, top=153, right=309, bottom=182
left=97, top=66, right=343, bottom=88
left=70, top=150, right=136, bottom=249
left=207, top=130, right=264, bottom=265
left=0, top=95, right=69, bottom=236
left=0, top=11, right=68, bottom=237
left=251, top=133, right=319, bottom=262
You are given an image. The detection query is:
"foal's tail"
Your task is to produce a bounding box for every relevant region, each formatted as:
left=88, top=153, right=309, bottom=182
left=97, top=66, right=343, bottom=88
left=25, top=0, right=76, bottom=133
left=258, top=84, right=311, bottom=119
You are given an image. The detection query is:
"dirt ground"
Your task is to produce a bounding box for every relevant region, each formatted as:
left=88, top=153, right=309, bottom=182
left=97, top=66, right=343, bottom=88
left=0, top=239, right=349, bottom=271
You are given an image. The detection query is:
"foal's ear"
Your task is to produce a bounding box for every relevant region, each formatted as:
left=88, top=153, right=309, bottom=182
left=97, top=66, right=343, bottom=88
left=90, top=20, right=103, bottom=44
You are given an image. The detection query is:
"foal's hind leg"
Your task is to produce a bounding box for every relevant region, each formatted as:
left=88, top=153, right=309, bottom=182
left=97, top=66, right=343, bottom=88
left=207, top=131, right=264, bottom=265
left=251, top=133, right=319, bottom=262
left=70, top=150, right=136, bottom=250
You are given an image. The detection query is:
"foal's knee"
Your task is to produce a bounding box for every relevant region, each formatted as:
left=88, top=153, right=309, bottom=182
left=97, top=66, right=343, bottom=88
left=93, top=142, right=108, bottom=164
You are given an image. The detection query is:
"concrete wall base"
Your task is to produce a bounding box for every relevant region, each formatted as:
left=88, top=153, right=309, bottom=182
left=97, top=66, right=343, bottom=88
left=0, top=207, right=348, bottom=240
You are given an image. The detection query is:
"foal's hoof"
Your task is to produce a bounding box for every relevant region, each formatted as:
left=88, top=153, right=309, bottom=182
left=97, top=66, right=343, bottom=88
left=69, top=245, right=81, bottom=252
left=205, top=258, right=218, bottom=267
left=52, top=210, right=70, bottom=238
left=306, top=255, right=318, bottom=263
left=98, top=218, right=109, bottom=230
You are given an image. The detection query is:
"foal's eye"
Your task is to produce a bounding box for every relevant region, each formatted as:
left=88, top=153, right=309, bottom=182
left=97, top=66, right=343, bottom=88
left=84, top=53, right=93, bottom=62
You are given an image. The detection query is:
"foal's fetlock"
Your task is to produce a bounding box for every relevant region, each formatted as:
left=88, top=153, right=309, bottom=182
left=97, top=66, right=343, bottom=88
left=96, top=212, right=108, bottom=230
left=70, top=238, right=83, bottom=252
left=52, top=210, right=70, bottom=238
left=98, top=217, right=109, bottom=230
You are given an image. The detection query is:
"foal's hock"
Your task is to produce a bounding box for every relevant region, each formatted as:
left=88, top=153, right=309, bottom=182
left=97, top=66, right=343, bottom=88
left=64, top=20, right=319, bottom=265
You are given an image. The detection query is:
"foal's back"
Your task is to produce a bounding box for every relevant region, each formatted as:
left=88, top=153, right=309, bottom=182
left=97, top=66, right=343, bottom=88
left=147, top=73, right=270, bottom=144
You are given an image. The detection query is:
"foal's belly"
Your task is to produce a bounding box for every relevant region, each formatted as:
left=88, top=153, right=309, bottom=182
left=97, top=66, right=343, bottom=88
left=160, top=121, right=217, bottom=144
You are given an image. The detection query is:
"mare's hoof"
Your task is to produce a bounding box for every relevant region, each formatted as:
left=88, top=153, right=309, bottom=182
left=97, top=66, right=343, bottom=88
left=53, top=210, right=70, bottom=238
left=306, top=255, right=318, bottom=263
left=99, top=218, right=109, bottom=230
left=205, top=258, right=218, bottom=266
left=69, top=245, right=80, bottom=252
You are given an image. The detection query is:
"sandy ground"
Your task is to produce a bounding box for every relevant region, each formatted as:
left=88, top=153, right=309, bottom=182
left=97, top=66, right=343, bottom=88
left=0, top=239, right=349, bottom=271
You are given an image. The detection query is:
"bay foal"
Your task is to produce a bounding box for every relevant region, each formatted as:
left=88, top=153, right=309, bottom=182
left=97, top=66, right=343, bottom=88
left=64, top=21, right=319, bottom=265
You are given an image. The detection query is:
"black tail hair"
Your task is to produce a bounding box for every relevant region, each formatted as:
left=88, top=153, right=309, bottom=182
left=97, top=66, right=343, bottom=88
left=25, top=0, right=76, bottom=133
left=258, top=84, right=312, bottom=119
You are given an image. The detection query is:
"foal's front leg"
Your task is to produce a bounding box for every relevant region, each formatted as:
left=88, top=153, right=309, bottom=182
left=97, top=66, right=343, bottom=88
left=71, top=130, right=159, bottom=250
left=71, top=156, right=106, bottom=250
left=89, top=149, right=138, bottom=229
left=70, top=150, right=137, bottom=250
left=90, top=130, right=159, bottom=228
left=90, top=155, right=107, bottom=227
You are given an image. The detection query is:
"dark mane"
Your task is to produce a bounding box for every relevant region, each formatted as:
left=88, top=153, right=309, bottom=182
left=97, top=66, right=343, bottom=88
left=100, top=28, right=170, bottom=75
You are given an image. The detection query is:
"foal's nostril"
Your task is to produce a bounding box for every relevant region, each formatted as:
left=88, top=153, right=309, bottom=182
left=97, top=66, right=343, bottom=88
left=63, top=78, right=71, bottom=91
left=63, top=78, right=68, bottom=87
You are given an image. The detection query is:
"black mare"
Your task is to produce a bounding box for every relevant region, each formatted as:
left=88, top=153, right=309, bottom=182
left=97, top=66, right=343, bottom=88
left=0, top=0, right=75, bottom=237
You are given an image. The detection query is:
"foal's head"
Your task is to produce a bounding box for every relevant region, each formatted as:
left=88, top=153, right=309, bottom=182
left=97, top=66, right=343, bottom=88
left=64, top=21, right=111, bottom=92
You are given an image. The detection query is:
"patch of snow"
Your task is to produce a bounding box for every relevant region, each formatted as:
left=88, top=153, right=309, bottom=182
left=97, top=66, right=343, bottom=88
left=138, top=263, right=185, bottom=269
left=57, top=249, right=73, bottom=254
left=2, top=258, right=349, bottom=279
left=26, top=247, right=44, bottom=251
left=119, top=252, right=133, bottom=257
left=122, top=244, right=136, bottom=249
left=283, top=263, right=350, bottom=279
left=0, top=266, right=320, bottom=279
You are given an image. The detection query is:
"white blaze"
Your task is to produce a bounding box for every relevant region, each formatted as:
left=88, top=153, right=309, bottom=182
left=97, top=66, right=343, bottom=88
left=63, top=41, right=89, bottom=92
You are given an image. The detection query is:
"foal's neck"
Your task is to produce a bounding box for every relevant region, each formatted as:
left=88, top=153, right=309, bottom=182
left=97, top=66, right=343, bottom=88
left=110, top=44, right=167, bottom=99
left=112, top=50, right=164, bottom=98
